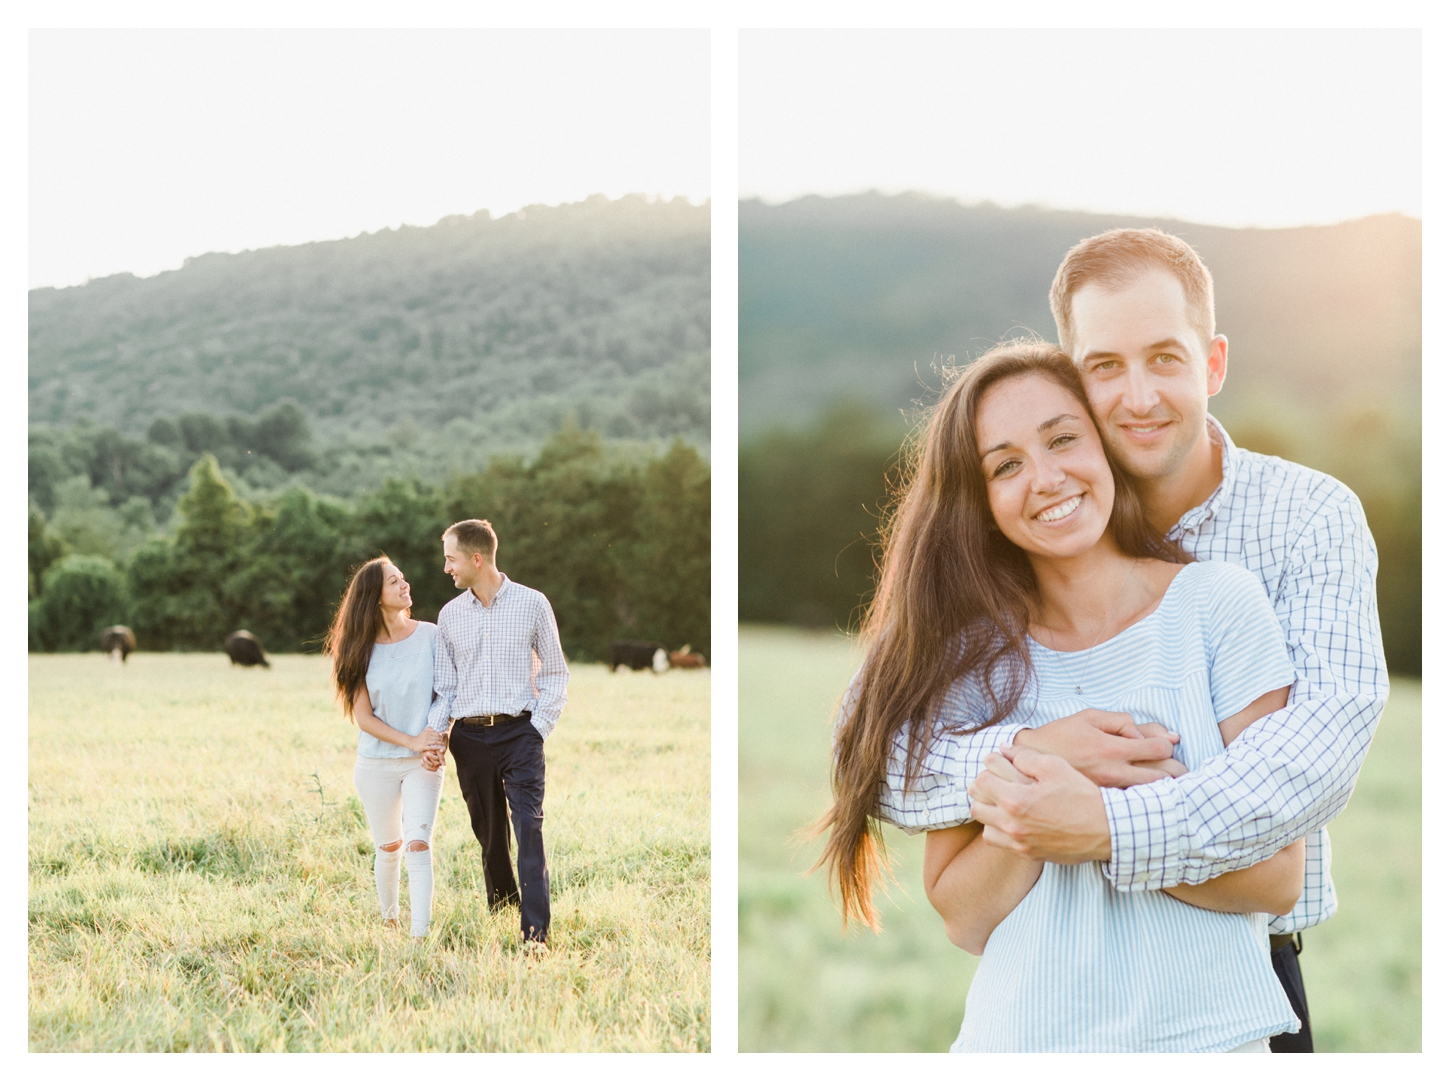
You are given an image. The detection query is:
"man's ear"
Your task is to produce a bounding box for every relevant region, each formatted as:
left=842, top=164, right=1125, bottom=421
left=1205, top=335, right=1228, bottom=397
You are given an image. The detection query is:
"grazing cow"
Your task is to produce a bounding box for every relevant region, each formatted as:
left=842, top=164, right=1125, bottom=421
left=99, top=625, right=136, bottom=664
left=225, top=630, right=270, bottom=668
left=606, top=639, right=669, bottom=673
left=668, top=645, right=707, bottom=669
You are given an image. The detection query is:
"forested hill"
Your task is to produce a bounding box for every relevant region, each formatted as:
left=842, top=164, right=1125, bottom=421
left=738, top=193, right=1421, bottom=675
left=739, top=193, right=1420, bottom=438
left=30, top=194, right=710, bottom=460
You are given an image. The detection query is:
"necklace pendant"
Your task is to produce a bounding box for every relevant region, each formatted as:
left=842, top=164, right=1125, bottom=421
left=1075, top=685, right=1081, bottom=694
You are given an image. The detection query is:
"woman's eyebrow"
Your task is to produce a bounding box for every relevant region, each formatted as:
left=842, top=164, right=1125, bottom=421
left=981, top=412, right=1080, bottom=457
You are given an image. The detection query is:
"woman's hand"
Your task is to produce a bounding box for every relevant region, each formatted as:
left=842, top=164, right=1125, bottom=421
left=1013, top=709, right=1185, bottom=787
left=407, top=729, right=445, bottom=755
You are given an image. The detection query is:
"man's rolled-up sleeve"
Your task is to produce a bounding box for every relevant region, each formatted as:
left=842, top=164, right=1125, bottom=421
left=427, top=618, right=458, bottom=733
left=529, top=596, right=569, bottom=739
left=1101, top=486, right=1388, bottom=891
left=863, top=669, right=1026, bottom=833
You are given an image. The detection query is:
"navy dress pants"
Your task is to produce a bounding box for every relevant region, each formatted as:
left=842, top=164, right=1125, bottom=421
left=450, top=719, right=550, bottom=943
left=1268, top=938, right=1313, bottom=1052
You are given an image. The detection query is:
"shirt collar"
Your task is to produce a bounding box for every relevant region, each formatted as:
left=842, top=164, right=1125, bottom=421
left=467, top=573, right=511, bottom=607
left=1168, top=414, right=1241, bottom=537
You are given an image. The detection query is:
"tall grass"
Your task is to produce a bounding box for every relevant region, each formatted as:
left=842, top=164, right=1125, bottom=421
left=738, top=625, right=1421, bottom=1052
left=29, top=653, right=709, bottom=1052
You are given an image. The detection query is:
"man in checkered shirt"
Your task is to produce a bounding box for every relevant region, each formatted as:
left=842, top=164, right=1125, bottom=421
left=425, top=518, right=569, bottom=948
left=883, top=228, right=1389, bottom=1052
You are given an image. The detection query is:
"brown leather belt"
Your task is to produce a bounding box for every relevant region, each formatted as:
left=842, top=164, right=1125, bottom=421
left=1269, top=932, right=1302, bottom=954
left=456, top=711, right=531, bottom=727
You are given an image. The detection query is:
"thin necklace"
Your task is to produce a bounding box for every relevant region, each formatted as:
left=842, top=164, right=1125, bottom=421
left=1045, top=559, right=1138, bottom=695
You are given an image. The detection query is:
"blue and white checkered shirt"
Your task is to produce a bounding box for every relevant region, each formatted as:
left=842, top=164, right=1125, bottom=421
left=426, top=575, right=569, bottom=740
left=878, top=417, right=1389, bottom=934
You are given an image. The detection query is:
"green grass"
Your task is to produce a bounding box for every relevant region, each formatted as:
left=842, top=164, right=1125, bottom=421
left=738, top=625, right=1421, bottom=1053
left=29, top=653, right=709, bottom=1052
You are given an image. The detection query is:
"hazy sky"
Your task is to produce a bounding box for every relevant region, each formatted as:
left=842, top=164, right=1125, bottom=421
left=741, top=28, right=1420, bottom=229
left=29, top=29, right=711, bottom=289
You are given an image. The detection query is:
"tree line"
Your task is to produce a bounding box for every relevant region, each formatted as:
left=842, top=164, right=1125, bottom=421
left=30, top=427, right=710, bottom=664
left=740, top=402, right=1419, bottom=678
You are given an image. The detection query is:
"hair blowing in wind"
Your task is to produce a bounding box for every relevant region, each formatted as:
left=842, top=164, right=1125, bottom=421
left=324, top=556, right=396, bottom=722
left=813, top=340, right=1188, bottom=930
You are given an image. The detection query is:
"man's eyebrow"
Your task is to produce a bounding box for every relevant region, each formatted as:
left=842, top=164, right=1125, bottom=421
left=1146, top=337, right=1189, bottom=353
left=1082, top=338, right=1188, bottom=364
left=980, top=414, right=1079, bottom=457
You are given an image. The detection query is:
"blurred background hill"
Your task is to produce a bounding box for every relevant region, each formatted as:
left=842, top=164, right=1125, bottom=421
left=29, top=195, right=711, bottom=661
left=739, top=193, right=1420, bottom=674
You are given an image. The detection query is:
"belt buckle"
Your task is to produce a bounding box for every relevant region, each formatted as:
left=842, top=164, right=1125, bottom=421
left=481, top=713, right=498, bottom=726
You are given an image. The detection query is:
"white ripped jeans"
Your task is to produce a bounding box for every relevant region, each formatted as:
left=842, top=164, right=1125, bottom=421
left=353, top=754, right=445, bottom=937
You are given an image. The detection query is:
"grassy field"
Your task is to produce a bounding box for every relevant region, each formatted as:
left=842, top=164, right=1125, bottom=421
left=29, top=653, right=709, bottom=1052
left=739, top=625, right=1421, bottom=1053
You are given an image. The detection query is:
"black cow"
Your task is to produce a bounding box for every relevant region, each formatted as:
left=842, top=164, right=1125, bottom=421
left=225, top=630, right=270, bottom=668
left=99, top=625, right=136, bottom=664
left=606, top=639, right=668, bottom=673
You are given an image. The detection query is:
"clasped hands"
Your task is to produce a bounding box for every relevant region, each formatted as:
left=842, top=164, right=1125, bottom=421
left=412, top=728, right=447, bottom=772
left=967, top=709, right=1185, bottom=864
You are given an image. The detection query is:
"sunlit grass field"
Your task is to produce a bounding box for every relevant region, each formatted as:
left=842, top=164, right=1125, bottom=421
left=29, top=653, right=709, bottom=1052
left=739, top=625, right=1421, bottom=1053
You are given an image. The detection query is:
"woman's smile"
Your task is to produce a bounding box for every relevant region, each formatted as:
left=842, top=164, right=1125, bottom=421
left=1033, top=493, right=1083, bottom=523
left=976, top=373, right=1116, bottom=559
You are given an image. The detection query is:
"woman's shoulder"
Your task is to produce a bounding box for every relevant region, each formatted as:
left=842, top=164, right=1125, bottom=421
left=373, top=620, right=437, bottom=651
left=1164, top=559, right=1263, bottom=605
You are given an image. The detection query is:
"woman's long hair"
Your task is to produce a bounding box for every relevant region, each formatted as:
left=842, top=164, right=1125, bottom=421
left=324, top=555, right=402, bottom=721
left=816, top=340, right=1190, bottom=928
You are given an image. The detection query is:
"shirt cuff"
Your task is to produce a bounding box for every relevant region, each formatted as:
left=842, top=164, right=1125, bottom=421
left=1100, top=778, right=1185, bottom=892
left=531, top=716, right=555, bottom=739
left=876, top=723, right=1026, bottom=833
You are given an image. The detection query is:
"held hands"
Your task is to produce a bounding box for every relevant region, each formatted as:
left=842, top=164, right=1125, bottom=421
left=968, top=745, right=1113, bottom=864
left=1012, top=709, right=1185, bottom=788
left=411, top=728, right=446, bottom=771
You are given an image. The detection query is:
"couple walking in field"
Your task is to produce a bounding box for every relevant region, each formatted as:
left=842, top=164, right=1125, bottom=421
left=822, top=228, right=1387, bottom=1052
left=324, top=519, right=568, bottom=948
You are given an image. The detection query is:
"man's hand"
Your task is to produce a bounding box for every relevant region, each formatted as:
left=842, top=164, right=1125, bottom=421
left=969, top=745, right=1113, bottom=864
left=1012, top=709, right=1185, bottom=787
left=420, top=741, right=447, bottom=772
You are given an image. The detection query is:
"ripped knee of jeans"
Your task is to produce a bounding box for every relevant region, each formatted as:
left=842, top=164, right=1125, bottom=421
left=379, top=839, right=403, bottom=853
left=406, top=840, right=430, bottom=852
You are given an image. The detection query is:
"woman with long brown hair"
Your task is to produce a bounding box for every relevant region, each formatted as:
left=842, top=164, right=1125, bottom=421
left=325, top=556, right=445, bottom=940
left=819, top=340, right=1305, bottom=1051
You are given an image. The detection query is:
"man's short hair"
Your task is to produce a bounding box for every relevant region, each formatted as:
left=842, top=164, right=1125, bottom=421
left=1050, top=227, right=1216, bottom=356
left=443, top=519, right=498, bottom=560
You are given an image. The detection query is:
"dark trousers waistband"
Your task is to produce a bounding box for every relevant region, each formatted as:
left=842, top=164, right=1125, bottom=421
left=1270, top=932, right=1303, bottom=954
left=456, top=711, right=532, bottom=727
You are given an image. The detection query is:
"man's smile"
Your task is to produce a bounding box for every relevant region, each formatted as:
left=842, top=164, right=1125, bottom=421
left=1118, top=419, right=1173, bottom=441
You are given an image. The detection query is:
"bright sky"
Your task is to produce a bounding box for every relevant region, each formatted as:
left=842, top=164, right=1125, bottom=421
left=29, top=28, right=711, bottom=289
left=740, top=28, right=1420, bottom=229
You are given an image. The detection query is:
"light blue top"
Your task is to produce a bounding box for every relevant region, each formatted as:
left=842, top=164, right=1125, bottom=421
left=949, top=561, right=1301, bottom=1052
left=358, top=621, right=438, bottom=759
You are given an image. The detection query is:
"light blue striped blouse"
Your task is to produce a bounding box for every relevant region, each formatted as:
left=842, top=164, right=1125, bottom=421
left=358, top=622, right=437, bottom=759
left=946, top=561, right=1301, bottom=1052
